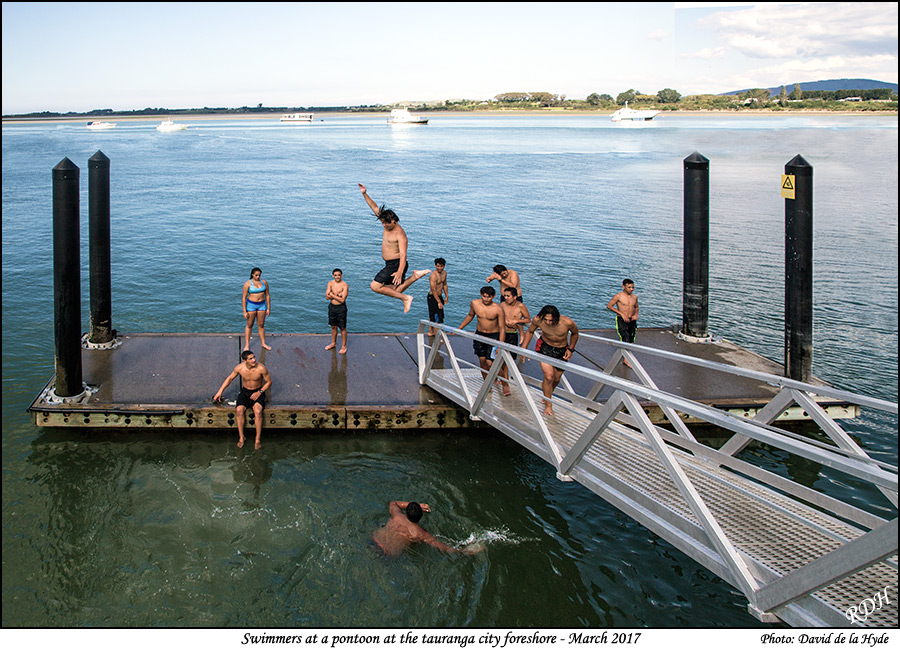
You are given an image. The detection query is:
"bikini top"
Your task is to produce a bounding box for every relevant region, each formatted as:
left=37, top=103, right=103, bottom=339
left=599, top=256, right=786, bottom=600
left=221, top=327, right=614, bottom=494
left=248, top=280, right=266, bottom=294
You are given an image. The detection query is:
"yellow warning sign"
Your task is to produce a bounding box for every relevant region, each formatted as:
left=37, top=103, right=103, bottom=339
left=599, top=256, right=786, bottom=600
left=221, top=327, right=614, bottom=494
left=781, top=174, right=795, bottom=199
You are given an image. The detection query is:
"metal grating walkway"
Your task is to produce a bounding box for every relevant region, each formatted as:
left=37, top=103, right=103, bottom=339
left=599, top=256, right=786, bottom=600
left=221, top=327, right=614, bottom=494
left=417, top=324, right=898, bottom=628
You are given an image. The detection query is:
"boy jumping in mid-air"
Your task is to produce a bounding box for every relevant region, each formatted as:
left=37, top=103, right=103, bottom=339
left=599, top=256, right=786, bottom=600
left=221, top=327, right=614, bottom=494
left=358, top=183, right=431, bottom=313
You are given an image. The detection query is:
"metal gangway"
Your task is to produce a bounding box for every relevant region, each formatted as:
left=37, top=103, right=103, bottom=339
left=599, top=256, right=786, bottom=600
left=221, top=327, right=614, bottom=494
left=415, top=322, right=898, bottom=627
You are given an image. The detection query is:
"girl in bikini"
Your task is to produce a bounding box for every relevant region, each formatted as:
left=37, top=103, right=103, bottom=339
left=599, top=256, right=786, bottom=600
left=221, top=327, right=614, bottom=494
left=242, top=267, right=272, bottom=351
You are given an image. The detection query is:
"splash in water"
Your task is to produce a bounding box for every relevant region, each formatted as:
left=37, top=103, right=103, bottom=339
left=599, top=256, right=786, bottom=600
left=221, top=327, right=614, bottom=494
left=452, top=526, right=538, bottom=550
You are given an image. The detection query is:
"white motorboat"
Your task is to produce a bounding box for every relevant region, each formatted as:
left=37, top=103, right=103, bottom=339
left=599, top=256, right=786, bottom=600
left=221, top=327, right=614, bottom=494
left=86, top=121, right=116, bottom=130
left=387, top=108, right=428, bottom=124
left=280, top=113, right=314, bottom=122
left=156, top=120, right=187, bottom=132
left=610, top=102, right=661, bottom=122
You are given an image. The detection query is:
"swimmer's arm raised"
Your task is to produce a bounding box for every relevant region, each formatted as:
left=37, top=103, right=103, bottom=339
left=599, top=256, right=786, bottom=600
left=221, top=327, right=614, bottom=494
left=359, top=183, right=380, bottom=217
left=390, top=501, right=431, bottom=513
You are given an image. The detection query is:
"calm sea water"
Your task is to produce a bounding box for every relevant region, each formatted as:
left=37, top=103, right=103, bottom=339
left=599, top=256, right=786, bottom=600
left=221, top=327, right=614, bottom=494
left=2, top=113, right=897, bottom=628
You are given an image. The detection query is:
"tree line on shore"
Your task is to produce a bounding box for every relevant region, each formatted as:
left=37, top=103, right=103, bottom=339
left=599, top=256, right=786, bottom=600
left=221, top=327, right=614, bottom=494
left=482, top=85, right=896, bottom=111
left=5, top=86, right=897, bottom=119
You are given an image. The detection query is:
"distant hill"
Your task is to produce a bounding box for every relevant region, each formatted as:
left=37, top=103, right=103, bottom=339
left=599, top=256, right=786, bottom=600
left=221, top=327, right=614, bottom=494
left=722, top=78, right=898, bottom=97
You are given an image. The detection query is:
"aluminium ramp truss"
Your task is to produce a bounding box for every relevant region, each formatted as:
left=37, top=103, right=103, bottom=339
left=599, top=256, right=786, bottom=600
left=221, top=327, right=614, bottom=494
left=415, top=323, right=898, bottom=627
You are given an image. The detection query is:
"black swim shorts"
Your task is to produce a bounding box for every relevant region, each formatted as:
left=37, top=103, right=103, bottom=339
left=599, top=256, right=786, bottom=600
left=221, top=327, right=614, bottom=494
left=374, top=259, right=408, bottom=285
left=328, top=302, right=348, bottom=329
left=237, top=386, right=266, bottom=409
left=427, top=293, right=444, bottom=323
left=536, top=337, right=567, bottom=360
left=504, top=331, right=519, bottom=359
left=473, top=331, right=500, bottom=359
left=616, top=316, right=637, bottom=344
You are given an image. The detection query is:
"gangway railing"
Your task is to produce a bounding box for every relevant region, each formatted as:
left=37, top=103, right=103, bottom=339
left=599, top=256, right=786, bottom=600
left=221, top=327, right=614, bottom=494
left=415, top=321, right=898, bottom=628
left=577, top=332, right=898, bottom=509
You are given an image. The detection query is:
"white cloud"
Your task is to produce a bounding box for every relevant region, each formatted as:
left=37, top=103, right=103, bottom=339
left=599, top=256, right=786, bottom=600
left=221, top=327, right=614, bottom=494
left=681, top=46, right=726, bottom=59
left=748, top=53, right=898, bottom=81
left=689, top=52, right=898, bottom=94
left=700, top=2, right=898, bottom=59
left=725, top=33, right=793, bottom=58
left=646, top=29, right=669, bottom=41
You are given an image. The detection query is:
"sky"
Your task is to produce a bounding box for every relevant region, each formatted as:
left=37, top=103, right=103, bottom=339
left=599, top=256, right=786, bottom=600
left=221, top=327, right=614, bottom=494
left=1, top=1, right=897, bottom=114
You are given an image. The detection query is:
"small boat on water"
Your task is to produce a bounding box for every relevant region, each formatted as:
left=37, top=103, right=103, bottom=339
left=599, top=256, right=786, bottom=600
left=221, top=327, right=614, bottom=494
left=610, top=102, right=661, bottom=122
left=387, top=108, right=428, bottom=124
left=156, top=120, right=187, bottom=132
left=280, top=113, right=314, bottom=123
left=86, top=121, right=116, bottom=130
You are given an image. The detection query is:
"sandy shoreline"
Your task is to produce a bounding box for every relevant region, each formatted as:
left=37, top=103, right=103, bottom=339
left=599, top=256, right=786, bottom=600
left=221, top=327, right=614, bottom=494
left=3, top=108, right=896, bottom=125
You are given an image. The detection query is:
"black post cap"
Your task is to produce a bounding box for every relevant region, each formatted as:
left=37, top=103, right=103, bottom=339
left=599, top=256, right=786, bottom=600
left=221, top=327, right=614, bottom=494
left=683, top=152, right=709, bottom=169
left=785, top=154, right=812, bottom=176
left=52, top=157, right=79, bottom=179
left=88, top=150, right=110, bottom=167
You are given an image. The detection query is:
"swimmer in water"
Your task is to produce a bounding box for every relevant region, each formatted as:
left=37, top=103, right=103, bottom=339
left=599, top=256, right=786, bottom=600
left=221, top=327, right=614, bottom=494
left=371, top=501, right=483, bottom=556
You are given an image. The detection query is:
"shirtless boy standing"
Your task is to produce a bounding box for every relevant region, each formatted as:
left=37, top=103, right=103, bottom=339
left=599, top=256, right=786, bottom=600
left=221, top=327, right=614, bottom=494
left=521, top=306, right=579, bottom=416
left=325, top=268, right=349, bottom=354
left=427, top=257, right=448, bottom=336
left=607, top=278, right=639, bottom=367
left=500, top=287, right=530, bottom=347
left=359, top=183, right=431, bottom=313
left=490, top=286, right=532, bottom=393
left=212, top=350, right=273, bottom=449
left=486, top=264, right=522, bottom=302
left=459, top=286, right=508, bottom=394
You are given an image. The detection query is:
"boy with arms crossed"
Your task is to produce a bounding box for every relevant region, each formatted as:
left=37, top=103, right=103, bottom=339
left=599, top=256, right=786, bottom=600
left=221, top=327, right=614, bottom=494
left=325, top=268, right=349, bottom=354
